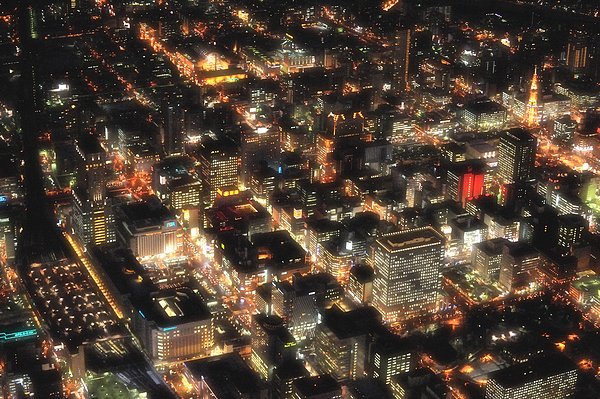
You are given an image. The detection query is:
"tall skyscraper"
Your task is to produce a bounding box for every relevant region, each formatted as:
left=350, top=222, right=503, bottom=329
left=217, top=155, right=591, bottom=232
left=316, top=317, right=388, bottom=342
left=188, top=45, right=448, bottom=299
left=162, top=103, right=185, bottom=156
left=372, top=227, right=445, bottom=322
left=392, top=28, right=411, bottom=93
left=71, top=134, right=114, bottom=246
left=566, top=31, right=588, bottom=77
left=446, top=161, right=485, bottom=207
left=250, top=313, right=296, bottom=380
left=198, top=137, right=240, bottom=206
left=497, top=128, right=536, bottom=185
left=240, top=125, right=281, bottom=185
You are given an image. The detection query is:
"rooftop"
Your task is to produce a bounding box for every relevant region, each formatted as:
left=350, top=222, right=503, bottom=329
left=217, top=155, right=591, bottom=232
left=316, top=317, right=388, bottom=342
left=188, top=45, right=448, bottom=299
left=489, top=353, right=576, bottom=388
left=320, top=304, right=382, bottom=339
left=376, top=227, right=444, bottom=253
left=350, top=263, right=375, bottom=283
left=187, top=353, right=266, bottom=397
left=77, top=133, right=105, bottom=156
left=118, top=196, right=177, bottom=232
left=474, top=238, right=509, bottom=256
left=133, top=287, right=211, bottom=329
left=293, top=375, right=341, bottom=397
left=465, top=99, right=505, bottom=114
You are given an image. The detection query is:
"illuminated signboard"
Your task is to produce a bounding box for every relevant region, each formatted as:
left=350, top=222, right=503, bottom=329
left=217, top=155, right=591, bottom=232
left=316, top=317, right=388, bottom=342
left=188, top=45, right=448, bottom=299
left=0, top=328, right=37, bottom=342
left=164, top=221, right=177, bottom=228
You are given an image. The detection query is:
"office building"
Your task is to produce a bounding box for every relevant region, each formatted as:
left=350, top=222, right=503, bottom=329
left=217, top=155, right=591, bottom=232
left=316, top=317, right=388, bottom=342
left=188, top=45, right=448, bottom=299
left=557, top=214, right=587, bottom=252
left=240, top=125, right=281, bottom=184
left=392, top=28, right=411, bottom=93
left=167, top=175, right=202, bottom=212
left=250, top=313, right=296, bottom=380
left=566, top=31, right=588, bottom=77
left=348, top=264, right=375, bottom=305
left=552, top=116, right=577, bottom=142
left=272, top=273, right=343, bottom=341
left=372, top=227, right=445, bottom=322
left=497, top=128, right=536, bottom=184
left=198, top=137, right=240, bottom=206
left=187, top=353, right=268, bottom=398
left=314, top=305, right=382, bottom=380
left=390, top=368, right=449, bottom=399
left=305, top=218, right=345, bottom=261
left=460, top=99, right=507, bottom=131
left=445, top=161, right=485, bottom=207
left=369, top=332, right=414, bottom=385
left=498, top=242, right=540, bottom=292
left=71, top=134, right=115, bottom=246
left=318, top=240, right=354, bottom=285
left=450, top=215, right=488, bottom=254
left=485, top=354, right=577, bottom=399
left=472, top=238, right=509, bottom=283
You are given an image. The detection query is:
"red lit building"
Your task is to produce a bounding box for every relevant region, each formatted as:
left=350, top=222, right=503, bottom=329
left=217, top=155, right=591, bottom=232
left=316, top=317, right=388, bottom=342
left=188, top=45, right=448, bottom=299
left=446, top=161, right=485, bottom=207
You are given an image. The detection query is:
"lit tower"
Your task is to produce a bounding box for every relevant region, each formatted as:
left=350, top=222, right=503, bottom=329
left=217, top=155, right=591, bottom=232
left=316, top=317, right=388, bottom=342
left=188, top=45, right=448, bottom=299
left=524, top=67, right=539, bottom=127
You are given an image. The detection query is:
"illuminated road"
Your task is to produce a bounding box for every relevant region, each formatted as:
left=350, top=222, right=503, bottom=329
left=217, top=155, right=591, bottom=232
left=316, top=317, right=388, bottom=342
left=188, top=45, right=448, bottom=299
left=64, top=232, right=124, bottom=319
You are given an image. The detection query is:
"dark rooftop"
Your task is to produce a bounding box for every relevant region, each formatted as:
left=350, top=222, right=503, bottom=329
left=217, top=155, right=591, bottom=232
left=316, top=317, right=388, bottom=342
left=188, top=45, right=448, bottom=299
left=292, top=374, right=341, bottom=397
left=186, top=353, right=266, bottom=398
left=76, top=133, right=105, bottom=156
left=489, top=353, right=577, bottom=388
left=350, top=263, right=375, bottom=283
left=320, top=304, right=382, bottom=339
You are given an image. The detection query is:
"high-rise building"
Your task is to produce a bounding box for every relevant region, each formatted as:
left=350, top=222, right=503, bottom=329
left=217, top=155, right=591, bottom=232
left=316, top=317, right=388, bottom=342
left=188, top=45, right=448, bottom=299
left=552, top=115, right=577, bottom=142
left=498, top=242, right=539, bottom=292
left=485, top=354, right=577, bottom=399
left=162, top=97, right=185, bottom=156
left=372, top=227, right=445, bottom=322
left=557, top=214, right=587, bottom=253
left=198, top=137, right=240, bottom=206
left=71, top=134, right=115, bottom=246
left=240, top=125, right=281, bottom=185
left=497, top=128, right=536, bottom=185
left=348, top=264, right=375, bottom=305
left=314, top=305, right=382, bottom=381
left=369, top=332, right=414, bottom=385
left=472, top=238, right=509, bottom=283
left=392, top=28, right=411, bottom=93
left=272, top=273, right=343, bottom=341
left=445, top=161, right=486, bottom=207
left=566, top=31, right=588, bottom=77
left=250, top=313, right=297, bottom=380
